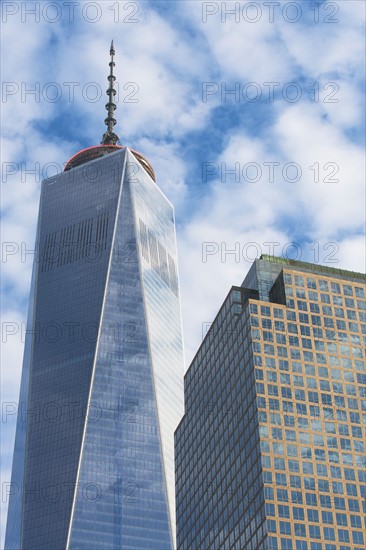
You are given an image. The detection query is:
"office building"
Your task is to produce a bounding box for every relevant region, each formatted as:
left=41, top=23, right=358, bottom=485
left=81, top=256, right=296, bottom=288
left=175, top=255, right=366, bottom=550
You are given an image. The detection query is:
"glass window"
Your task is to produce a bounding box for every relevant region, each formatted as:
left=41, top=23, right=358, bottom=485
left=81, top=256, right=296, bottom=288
left=272, top=428, right=283, bottom=440
left=287, top=444, right=297, bottom=457
left=337, top=529, right=350, bottom=542
left=262, top=317, right=272, bottom=328
left=318, top=479, right=330, bottom=492
left=343, top=284, right=353, bottom=295
left=315, top=449, right=326, bottom=461
left=348, top=499, right=360, bottom=512
left=335, top=499, right=346, bottom=512
left=266, top=357, right=276, bottom=369
left=319, top=280, right=329, bottom=291
left=308, top=525, right=321, bottom=538
left=285, top=430, right=296, bottom=441
left=267, top=519, right=276, bottom=533
left=317, top=463, right=327, bottom=476
left=274, top=457, right=286, bottom=470
left=274, top=308, right=284, bottom=318
left=344, top=468, right=355, bottom=481
left=294, top=523, right=306, bottom=537
left=308, top=391, right=319, bottom=402
left=265, top=486, right=274, bottom=500
left=287, top=310, right=296, bottom=321
left=306, top=494, right=317, bottom=506
left=295, top=275, right=304, bottom=287
left=268, top=384, right=279, bottom=396
left=307, top=277, right=317, bottom=289
left=352, top=531, right=364, bottom=545
left=330, top=466, right=342, bottom=478
left=350, top=515, right=362, bottom=528
left=297, top=288, right=307, bottom=299
left=331, top=282, right=341, bottom=294
left=277, top=489, right=288, bottom=502
left=307, top=509, right=319, bottom=522
left=266, top=371, right=277, bottom=382
left=313, top=434, right=324, bottom=446
left=284, top=415, right=295, bottom=427
left=263, top=471, right=272, bottom=484
left=267, top=536, right=278, bottom=549
left=293, top=507, right=304, bottom=521
left=302, top=462, right=313, bottom=474
left=322, top=511, right=333, bottom=524
left=320, top=495, right=332, bottom=508
left=269, top=398, right=280, bottom=410
left=278, top=505, right=290, bottom=518
left=323, top=527, right=335, bottom=541
left=346, top=483, right=357, bottom=496
left=318, top=366, right=328, bottom=378
left=332, top=481, right=343, bottom=494
left=291, top=491, right=302, bottom=503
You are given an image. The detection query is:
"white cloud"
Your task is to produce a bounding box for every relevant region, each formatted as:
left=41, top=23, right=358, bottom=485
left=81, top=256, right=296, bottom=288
left=336, top=234, right=366, bottom=273
left=278, top=9, right=365, bottom=80
left=272, top=102, right=365, bottom=237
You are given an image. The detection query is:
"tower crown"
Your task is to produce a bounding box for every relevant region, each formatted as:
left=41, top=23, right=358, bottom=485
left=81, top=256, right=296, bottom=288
left=64, top=42, right=155, bottom=181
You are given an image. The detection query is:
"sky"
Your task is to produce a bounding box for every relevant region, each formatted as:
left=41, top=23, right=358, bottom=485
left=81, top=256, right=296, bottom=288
left=1, top=0, right=365, bottom=543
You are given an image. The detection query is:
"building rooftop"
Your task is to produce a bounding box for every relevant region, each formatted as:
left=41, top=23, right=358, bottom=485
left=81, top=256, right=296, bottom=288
left=260, top=254, right=366, bottom=282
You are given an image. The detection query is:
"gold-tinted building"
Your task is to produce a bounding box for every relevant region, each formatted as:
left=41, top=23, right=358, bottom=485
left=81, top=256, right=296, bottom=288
left=175, top=256, right=366, bottom=550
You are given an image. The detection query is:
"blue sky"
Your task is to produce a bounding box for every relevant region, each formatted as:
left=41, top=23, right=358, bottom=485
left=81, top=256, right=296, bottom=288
left=1, top=0, right=365, bottom=542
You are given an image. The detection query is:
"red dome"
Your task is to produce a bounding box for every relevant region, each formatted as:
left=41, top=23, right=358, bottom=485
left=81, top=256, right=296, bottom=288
left=64, top=145, right=156, bottom=182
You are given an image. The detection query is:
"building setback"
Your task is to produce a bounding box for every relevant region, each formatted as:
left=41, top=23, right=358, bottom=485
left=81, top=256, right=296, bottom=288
left=5, top=43, right=184, bottom=550
left=175, top=255, right=366, bottom=550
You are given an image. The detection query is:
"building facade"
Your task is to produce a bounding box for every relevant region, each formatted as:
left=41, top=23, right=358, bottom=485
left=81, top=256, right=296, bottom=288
left=175, top=256, right=366, bottom=550
left=5, top=45, right=184, bottom=550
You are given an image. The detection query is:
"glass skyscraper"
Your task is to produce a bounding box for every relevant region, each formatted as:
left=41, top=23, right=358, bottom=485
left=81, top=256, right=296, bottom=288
left=5, top=44, right=184, bottom=550
left=175, top=256, right=366, bottom=550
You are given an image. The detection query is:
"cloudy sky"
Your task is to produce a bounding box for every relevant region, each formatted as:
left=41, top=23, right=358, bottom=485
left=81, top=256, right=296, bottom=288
left=1, top=0, right=365, bottom=541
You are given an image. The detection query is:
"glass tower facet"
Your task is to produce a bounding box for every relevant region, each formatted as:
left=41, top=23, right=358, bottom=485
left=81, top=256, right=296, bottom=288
left=5, top=147, right=184, bottom=550
left=175, top=256, right=366, bottom=550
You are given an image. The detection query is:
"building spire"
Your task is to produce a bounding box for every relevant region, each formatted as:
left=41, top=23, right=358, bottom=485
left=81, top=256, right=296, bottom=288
left=101, top=40, right=120, bottom=145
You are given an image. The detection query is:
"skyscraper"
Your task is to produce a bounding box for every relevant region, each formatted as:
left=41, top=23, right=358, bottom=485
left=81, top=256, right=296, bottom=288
left=175, top=255, right=366, bottom=550
left=5, top=42, right=184, bottom=550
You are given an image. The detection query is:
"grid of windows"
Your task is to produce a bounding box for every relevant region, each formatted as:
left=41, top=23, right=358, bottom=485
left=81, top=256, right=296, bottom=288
left=176, top=288, right=266, bottom=550
left=257, top=270, right=366, bottom=550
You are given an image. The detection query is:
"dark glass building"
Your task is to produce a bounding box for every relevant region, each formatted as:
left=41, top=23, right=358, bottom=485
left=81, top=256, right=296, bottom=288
left=175, top=256, right=366, bottom=550
left=5, top=45, right=184, bottom=550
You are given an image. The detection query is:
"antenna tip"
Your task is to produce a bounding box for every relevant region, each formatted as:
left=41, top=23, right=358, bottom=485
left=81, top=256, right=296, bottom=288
left=110, top=40, right=115, bottom=55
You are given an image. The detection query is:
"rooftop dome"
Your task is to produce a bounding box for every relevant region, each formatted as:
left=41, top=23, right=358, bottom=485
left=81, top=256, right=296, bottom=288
left=64, top=144, right=156, bottom=181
